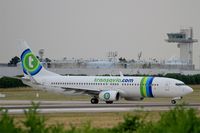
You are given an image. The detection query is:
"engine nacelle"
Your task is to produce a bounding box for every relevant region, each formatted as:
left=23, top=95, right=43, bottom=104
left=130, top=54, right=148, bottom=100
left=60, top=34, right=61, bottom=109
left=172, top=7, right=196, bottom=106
left=99, top=90, right=120, bottom=101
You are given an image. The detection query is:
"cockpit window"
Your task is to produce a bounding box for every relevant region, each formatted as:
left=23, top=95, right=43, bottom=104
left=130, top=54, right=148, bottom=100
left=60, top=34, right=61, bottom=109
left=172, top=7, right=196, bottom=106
left=175, top=83, right=185, bottom=86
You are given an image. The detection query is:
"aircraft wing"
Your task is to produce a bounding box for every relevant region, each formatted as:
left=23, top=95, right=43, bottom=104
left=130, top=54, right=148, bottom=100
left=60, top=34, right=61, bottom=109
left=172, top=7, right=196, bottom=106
left=61, top=87, right=100, bottom=96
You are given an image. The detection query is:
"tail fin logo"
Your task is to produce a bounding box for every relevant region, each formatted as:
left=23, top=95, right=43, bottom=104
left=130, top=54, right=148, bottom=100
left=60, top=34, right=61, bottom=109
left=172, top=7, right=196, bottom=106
left=21, top=49, right=42, bottom=76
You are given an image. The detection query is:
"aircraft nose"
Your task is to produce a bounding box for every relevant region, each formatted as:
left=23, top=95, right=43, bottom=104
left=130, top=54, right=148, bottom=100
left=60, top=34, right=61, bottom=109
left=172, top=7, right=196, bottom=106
left=184, top=86, right=193, bottom=94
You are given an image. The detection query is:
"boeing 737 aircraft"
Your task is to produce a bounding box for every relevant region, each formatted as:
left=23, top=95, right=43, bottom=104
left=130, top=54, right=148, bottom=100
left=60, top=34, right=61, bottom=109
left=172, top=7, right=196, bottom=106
left=18, top=41, right=193, bottom=104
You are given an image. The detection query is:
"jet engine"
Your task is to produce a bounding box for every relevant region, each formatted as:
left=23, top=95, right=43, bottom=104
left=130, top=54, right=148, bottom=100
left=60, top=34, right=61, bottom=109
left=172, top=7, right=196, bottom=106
left=99, top=90, right=120, bottom=101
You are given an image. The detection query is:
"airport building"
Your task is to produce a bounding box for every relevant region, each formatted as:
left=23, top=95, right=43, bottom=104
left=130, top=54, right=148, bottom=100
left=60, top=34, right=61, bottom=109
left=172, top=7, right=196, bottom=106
left=166, top=27, right=198, bottom=67
left=0, top=28, right=199, bottom=76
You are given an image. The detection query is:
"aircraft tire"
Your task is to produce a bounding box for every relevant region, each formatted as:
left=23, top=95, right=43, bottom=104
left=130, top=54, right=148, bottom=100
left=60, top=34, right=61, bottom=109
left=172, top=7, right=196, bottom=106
left=171, top=100, right=176, bottom=104
left=106, top=101, right=113, bottom=104
left=91, top=97, right=99, bottom=104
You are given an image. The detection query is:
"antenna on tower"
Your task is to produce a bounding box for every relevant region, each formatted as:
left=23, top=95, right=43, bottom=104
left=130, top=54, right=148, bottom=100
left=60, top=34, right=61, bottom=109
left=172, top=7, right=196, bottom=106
left=138, top=52, right=142, bottom=60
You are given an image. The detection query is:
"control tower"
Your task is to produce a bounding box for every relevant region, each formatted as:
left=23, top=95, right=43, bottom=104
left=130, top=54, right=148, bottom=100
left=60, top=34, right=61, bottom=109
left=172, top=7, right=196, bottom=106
left=166, top=28, right=198, bottom=65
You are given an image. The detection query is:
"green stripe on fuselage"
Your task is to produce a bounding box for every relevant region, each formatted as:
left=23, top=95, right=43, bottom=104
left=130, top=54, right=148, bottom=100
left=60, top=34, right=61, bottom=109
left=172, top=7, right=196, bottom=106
left=142, top=77, right=148, bottom=97
left=140, top=78, right=144, bottom=97
left=140, top=77, right=148, bottom=97
left=140, top=77, right=144, bottom=97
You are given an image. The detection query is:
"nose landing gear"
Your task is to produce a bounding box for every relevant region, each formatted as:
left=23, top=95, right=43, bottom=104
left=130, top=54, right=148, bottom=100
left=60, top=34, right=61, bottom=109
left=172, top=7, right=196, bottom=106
left=171, top=96, right=182, bottom=104
left=171, top=100, right=176, bottom=104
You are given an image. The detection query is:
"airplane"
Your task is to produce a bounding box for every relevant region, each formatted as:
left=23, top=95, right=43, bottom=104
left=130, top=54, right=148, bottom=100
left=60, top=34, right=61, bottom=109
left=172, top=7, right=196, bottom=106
left=18, top=40, right=193, bottom=104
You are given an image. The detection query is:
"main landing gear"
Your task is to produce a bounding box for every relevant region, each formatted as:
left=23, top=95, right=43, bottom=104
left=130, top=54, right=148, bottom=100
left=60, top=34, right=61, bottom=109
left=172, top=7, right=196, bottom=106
left=105, top=101, right=113, bottom=104
left=91, top=97, right=99, bottom=104
left=90, top=97, right=114, bottom=104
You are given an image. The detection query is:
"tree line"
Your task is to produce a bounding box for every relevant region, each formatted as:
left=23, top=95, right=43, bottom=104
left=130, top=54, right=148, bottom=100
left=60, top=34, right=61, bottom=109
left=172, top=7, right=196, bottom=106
left=0, top=77, right=26, bottom=88
left=164, top=73, right=200, bottom=85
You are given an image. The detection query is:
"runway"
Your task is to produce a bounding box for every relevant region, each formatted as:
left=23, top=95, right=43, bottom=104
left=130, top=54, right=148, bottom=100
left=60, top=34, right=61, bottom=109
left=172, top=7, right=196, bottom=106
left=0, top=100, right=200, bottom=114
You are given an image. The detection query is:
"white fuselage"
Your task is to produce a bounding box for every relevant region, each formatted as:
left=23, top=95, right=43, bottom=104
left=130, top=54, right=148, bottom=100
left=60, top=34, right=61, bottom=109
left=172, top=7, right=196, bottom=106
left=22, top=75, right=193, bottom=100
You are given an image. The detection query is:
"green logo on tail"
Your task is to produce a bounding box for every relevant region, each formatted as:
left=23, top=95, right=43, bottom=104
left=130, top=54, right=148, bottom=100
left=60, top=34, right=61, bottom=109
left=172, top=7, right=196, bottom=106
left=23, top=53, right=39, bottom=71
left=21, top=49, right=42, bottom=76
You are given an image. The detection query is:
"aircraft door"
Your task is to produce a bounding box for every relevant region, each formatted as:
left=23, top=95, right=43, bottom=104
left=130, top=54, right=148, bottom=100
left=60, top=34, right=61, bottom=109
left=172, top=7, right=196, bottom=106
left=165, top=81, right=170, bottom=92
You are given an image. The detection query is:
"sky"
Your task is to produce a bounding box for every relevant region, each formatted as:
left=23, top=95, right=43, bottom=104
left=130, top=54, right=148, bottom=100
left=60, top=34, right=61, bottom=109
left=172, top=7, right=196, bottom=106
left=0, top=0, right=200, bottom=68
